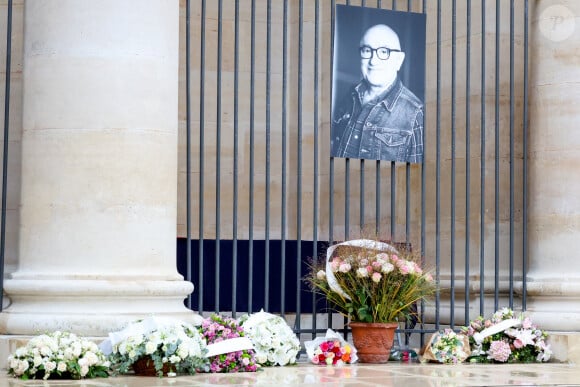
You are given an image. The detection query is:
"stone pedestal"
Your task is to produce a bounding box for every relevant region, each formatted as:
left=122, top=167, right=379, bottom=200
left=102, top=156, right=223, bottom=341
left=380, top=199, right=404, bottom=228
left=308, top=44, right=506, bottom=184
left=0, top=0, right=199, bottom=335
left=527, top=1, right=580, bottom=332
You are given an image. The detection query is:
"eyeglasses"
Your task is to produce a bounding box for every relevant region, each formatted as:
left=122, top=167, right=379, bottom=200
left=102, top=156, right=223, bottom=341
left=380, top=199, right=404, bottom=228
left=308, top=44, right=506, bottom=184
left=359, top=45, right=401, bottom=60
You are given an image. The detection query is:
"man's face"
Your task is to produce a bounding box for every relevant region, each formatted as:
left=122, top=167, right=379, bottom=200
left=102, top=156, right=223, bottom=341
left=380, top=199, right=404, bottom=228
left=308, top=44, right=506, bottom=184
left=360, top=25, right=405, bottom=89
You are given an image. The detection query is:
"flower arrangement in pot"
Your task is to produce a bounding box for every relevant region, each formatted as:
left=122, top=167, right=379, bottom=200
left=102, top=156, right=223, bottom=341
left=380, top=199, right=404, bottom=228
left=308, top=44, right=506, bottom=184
left=306, top=239, right=437, bottom=363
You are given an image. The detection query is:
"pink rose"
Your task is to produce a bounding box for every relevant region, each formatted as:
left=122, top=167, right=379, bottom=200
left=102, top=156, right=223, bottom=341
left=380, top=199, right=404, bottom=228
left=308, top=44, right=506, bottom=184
left=372, top=272, right=382, bottom=283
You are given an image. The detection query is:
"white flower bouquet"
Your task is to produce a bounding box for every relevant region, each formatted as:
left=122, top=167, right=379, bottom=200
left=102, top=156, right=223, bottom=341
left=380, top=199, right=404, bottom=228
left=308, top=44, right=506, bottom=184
left=105, top=317, right=209, bottom=376
left=239, top=310, right=301, bottom=366
left=7, top=331, right=110, bottom=380
left=422, top=329, right=470, bottom=364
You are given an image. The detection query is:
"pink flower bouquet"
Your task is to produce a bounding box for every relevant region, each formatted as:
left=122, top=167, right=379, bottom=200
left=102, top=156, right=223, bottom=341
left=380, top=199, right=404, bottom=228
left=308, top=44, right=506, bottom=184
left=462, top=308, right=552, bottom=363
left=305, top=329, right=358, bottom=365
left=199, top=314, right=260, bottom=373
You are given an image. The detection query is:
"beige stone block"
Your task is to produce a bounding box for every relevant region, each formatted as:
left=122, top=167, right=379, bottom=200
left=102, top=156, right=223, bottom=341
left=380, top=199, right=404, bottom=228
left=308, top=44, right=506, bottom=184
left=24, top=57, right=177, bottom=132
left=19, top=130, right=178, bottom=278
left=548, top=332, right=580, bottom=363
left=530, top=84, right=580, bottom=152
left=529, top=151, right=580, bottom=214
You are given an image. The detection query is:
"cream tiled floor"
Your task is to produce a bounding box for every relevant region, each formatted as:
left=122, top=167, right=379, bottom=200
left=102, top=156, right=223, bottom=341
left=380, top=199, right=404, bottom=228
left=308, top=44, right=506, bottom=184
left=2, top=362, right=580, bottom=387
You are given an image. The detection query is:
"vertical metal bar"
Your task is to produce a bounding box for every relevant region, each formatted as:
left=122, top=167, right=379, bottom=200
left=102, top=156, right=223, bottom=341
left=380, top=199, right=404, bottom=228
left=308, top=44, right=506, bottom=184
left=450, top=0, right=456, bottom=329
left=0, top=0, right=13, bottom=312
left=404, top=0, right=411, bottom=249
left=329, top=0, right=335, bottom=246
left=296, top=0, right=304, bottom=332
left=420, top=0, right=427, bottom=347
left=185, top=0, right=192, bottom=310
left=435, top=0, right=441, bottom=330
left=328, top=0, right=336, bottom=329
left=376, top=161, right=380, bottom=236
left=232, top=0, right=240, bottom=318
left=479, top=0, right=486, bottom=317
left=345, top=159, right=350, bottom=240
left=494, top=0, right=500, bottom=311
left=265, top=0, right=272, bottom=312
left=390, top=0, right=397, bottom=244
left=390, top=163, right=395, bottom=240
left=405, top=164, right=410, bottom=244
left=312, top=0, right=320, bottom=339
left=281, top=0, right=288, bottom=316
left=214, top=0, right=223, bottom=313
left=508, top=0, right=515, bottom=309
left=198, top=0, right=206, bottom=313
left=248, top=0, right=256, bottom=313
left=522, top=0, right=529, bottom=311
left=465, top=0, right=472, bottom=325
left=360, top=160, right=364, bottom=230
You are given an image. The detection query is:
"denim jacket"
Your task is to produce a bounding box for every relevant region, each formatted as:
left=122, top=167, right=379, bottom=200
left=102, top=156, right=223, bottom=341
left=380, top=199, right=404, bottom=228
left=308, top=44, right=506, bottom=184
left=331, top=78, right=424, bottom=163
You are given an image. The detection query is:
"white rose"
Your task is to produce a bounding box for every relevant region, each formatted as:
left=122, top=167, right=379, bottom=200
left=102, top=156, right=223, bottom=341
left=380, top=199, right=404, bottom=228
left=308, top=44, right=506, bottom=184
left=84, top=351, right=99, bottom=366
left=63, top=347, right=75, bottom=360
left=40, top=345, right=52, bottom=357
left=44, top=361, right=56, bottom=372
left=145, top=341, right=157, bottom=355
left=33, top=355, right=43, bottom=367
left=72, top=344, right=82, bottom=357
left=80, top=365, right=89, bottom=377
left=57, top=361, right=67, bottom=372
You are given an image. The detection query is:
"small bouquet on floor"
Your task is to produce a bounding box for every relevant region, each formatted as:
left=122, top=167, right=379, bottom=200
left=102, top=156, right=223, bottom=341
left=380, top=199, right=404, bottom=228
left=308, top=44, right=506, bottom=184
left=305, top=329, right=357, bottom=365
left=7, top=331, right=110, bottom=380
left=421, top=329, right=470, bottom=364
left=239, top=310, right=301, bottom=366
left=200, top=314, right=260, bottom=373
left=462, top=307, right=552, bottom=363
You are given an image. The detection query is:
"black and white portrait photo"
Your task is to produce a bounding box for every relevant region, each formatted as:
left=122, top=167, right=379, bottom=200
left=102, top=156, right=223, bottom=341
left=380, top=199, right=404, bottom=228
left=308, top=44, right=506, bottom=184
left=331, top=5, right=426, bottom=163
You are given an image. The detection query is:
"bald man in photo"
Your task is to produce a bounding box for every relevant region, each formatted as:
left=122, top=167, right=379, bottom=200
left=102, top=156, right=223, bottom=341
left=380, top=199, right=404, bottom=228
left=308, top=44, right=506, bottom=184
left=331, top=24, right=424, bottom=163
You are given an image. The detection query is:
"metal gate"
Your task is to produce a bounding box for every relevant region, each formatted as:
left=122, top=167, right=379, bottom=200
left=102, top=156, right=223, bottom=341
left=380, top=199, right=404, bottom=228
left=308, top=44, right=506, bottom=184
left=178, top=0, right=529, bottom=342
left=1, top=0, right=529, bottom=342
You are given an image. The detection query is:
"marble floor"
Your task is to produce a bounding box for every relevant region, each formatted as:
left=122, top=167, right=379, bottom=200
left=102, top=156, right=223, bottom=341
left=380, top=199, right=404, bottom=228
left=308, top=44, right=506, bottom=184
left=2, top=362, right=580, bottom=387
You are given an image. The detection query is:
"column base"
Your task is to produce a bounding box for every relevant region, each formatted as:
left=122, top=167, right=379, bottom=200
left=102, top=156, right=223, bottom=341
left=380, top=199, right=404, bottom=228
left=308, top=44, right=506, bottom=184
left=0, top=279, right=201, bottom=335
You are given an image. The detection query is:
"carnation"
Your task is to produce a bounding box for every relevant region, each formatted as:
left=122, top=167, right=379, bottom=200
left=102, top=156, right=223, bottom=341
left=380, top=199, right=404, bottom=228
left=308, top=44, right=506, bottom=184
left=7, top=331, right=110, bottom=380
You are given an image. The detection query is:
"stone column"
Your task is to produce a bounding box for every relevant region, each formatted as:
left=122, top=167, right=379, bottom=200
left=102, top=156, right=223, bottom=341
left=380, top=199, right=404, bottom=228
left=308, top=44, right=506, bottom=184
left=527, top=1, right=580, bottom=331
left=0, top=0, right=198, bottom=335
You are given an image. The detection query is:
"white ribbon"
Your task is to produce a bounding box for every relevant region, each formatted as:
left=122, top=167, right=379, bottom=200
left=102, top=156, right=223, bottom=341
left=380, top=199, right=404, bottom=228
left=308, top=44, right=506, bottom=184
left=205, top=337, right=254, bottom=357
left=325, top=239, right=398, bottom=300
left=472, top=318, right=522, bottom=344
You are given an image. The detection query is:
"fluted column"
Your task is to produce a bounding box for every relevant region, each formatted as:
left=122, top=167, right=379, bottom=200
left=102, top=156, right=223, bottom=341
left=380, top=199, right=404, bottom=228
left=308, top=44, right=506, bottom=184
left=0, top=0, right=198, bottom=335
left=527, top=1, right=580, bottom=331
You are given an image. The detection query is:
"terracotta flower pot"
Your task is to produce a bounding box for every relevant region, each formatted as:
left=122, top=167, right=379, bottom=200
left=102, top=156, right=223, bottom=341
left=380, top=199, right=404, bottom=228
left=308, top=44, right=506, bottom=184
left=132, top=356, right=173, bottom=377
left=350, top=322, right=398, bottom=363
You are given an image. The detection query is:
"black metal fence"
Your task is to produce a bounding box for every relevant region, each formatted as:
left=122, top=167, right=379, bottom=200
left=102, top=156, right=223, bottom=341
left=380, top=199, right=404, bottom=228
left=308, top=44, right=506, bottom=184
left=178, top=0, right=529, bottom=341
